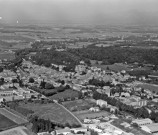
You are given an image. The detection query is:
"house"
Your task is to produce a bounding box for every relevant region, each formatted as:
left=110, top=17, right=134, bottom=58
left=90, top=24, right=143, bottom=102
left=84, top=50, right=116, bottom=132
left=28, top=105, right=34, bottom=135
left=53, top=128, right=71, bottom=135
left=84, top=119, right=92, bottom=124
left=91, top=119, right=100, bottom=124
left=38, top=132, right=51, bottom=135
left=96, top=100, right=107, bottom=107
left=0, top=98, right=5, bottom=103
left=137, top=100, right=147, bottom=107
left=89, top=107, right=100, bottom=112
left=121, top=92, right=130, bottom=97
left=71, top=127, right=87, bottom=134
left=141, top=123, right=158, bottom=134
left=108, top=105, right=118, bottom=113
left=132, top=118, right=153, bottom=126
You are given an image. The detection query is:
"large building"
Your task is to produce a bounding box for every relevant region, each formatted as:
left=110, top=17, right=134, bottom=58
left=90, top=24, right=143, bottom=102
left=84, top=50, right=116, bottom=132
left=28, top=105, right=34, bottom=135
left=96, top=99, right=107, bottom=107
left=141, top=123, right=158, bottom=134
left=132, top=118, right=153, bottom=126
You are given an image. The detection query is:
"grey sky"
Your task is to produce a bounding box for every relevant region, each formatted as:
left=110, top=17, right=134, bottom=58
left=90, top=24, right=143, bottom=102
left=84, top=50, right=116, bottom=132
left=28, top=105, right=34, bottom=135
left=0, top=0, right=158, bottom=25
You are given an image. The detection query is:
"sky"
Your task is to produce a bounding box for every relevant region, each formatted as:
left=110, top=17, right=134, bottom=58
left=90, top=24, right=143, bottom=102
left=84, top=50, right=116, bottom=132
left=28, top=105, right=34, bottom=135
left=0, top=0, right=158, bottom=25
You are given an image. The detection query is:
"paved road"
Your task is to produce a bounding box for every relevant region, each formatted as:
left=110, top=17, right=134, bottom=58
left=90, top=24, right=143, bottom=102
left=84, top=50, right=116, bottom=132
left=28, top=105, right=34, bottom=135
left=54, top=101, right=83, bottom=126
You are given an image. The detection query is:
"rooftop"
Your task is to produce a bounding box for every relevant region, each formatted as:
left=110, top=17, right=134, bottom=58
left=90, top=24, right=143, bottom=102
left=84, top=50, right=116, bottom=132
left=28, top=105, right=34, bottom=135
left=143, top=123, right=158, bottom=133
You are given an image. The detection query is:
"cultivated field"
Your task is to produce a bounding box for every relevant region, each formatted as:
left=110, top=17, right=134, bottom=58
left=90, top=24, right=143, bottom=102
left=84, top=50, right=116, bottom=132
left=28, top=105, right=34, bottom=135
left=93, top=63, right=130, bottom=72
left=0, top=108, right=28, bottom=125
left=49, top=89, right=80, bottom=100
left=0, top=113, right=17, bottom=130
left=74, top=110, right=110, bottom=121
left=0, top=52, right=15, bottom=60
left=137, top=83, right=158, bottom=93
left=19, top=102, right=81, bottom=126
left=62, top=99, right=95, bottom=112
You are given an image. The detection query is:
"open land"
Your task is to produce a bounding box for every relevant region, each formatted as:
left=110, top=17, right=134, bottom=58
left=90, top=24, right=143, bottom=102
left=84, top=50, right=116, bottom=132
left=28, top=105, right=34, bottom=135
left=0, top=113, right=17, bottom=131
left=62, top=99, right=96, bottom=112
left=18, top=102, right=80, bottom=126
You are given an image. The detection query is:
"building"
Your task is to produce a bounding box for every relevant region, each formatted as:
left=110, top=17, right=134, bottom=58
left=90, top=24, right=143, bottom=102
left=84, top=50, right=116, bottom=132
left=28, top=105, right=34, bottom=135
left=96, top=99, right=107, bottom=107
left=89, top=107, right=100, bottom=112
left=53, top=128, right=71, bottom=135
left=138, top=100, right=147, bottom=107
left=71, top=127, right=87, bottom=134
left=141, top=123, right=158, bottom=134
left=132, top=118, right=153, bottom=126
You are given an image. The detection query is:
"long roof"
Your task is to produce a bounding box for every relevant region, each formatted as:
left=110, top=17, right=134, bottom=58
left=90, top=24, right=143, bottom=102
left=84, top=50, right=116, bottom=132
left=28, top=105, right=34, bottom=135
left=145, top=123, right=158, bottom=133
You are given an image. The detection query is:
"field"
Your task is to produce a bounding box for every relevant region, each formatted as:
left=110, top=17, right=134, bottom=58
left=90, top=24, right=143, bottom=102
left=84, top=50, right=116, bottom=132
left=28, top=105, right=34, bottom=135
left=62, top=99, right=95, bottom=112
left=137, top=83, right=158, bottom=93
left=0, top=113, right=17, bottom=130
left=0, top=52, right=15, bottom=60
left=0, top=108, right=28, bottom=125
left=19, top=102, right=81, bottom=126
left=74, top=110, right=110, bottom=121
left=49, top=89, right=80, bottom=100
left=0, top=126, right=36, bottom=135
left=91, top=62, right=130, bottom=72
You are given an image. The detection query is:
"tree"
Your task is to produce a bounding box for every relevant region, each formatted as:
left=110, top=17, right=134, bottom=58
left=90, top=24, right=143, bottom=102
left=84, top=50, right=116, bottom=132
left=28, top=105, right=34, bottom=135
left=106, top=66, right=110, bottom=70
left=61, top=80, right=65, bottom=85
left=12, top=79, right=18, bottom=83
left=45, top=83, right=54, bottom=89
left=40, top=80, right=46, bottom=88
left=0, top=78, right=4, bottom=85
left=29, top=77, right=35, bottom=83
left=0, top=67, right=3, bottom=73
left=90, top=130, right=98, bottom=135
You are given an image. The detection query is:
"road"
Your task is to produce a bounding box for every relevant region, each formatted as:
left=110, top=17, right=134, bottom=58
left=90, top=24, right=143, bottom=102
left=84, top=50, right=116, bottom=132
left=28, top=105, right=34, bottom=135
left=54, top=101, right=83, bottom=126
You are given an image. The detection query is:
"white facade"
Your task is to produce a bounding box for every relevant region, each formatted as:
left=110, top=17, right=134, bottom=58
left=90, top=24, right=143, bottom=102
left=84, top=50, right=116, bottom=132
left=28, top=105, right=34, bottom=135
left=96, top=99, right=107, bottom=107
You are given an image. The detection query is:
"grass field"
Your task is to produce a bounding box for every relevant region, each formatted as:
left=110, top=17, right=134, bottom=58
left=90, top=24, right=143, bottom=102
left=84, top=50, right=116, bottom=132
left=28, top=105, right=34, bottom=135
left=137, top=83, right=158, bottom=93
left=0, top=108, right=28, bottom=125
left=0, top=52, right=15, bottom=60
left=63, top=99, right=95, bottom=112
left=19, top=102, right=80, bottom=126
left=91, top=61, right=130, bottom=72
left=74, top=110, right=110, bottom=121
left=0, top=113, right=17, bottom=130
left=49, top=89, right=80, bottom=100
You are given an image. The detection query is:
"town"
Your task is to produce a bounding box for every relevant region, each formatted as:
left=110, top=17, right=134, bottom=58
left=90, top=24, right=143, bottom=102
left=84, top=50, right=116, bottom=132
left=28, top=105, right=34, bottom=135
left=0, top=40, right=158, bottom=135
left=1, top=0, right=158, bottom=134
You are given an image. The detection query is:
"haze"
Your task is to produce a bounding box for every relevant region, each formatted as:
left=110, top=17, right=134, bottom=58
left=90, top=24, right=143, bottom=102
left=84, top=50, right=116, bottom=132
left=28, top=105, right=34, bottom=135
left=0, top=0, right=158, bottom=26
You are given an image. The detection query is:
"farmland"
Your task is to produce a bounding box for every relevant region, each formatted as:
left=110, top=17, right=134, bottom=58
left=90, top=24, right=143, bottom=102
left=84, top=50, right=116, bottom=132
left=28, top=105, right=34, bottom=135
left=91, top=61, right=130, bottom=72
left=0, top=52, right=15, bottom=60
left=74, top=111, right=110, bottom=121
left=137, top=83, right=158, bottom=93
left=0, top=108, right=28, bottom=125
left=49, top=89, right=81, bottom=101
left=0, top=113, right=17, bottom=130
left=62, top=99, right=95, bottom=112
left=19, top=102, right=81, bottom=126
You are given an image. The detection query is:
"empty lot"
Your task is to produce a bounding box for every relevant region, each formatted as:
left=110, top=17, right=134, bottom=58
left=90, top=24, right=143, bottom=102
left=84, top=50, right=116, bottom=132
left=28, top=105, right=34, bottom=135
left=19, top=102, right=81, bottom=126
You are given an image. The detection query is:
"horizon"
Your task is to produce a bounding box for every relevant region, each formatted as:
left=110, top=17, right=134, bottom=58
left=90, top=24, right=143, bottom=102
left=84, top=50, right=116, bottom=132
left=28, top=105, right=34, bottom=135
left=0, top=0, right=158, bottom=26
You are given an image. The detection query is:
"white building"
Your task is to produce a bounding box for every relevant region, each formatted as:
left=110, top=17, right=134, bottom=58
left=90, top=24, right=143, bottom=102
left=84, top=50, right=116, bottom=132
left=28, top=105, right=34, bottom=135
left=132, top=118, right=153, bottom=126
left=141, top=123, right=158, bottom=134
left=96, top=99, right=107, bottom=107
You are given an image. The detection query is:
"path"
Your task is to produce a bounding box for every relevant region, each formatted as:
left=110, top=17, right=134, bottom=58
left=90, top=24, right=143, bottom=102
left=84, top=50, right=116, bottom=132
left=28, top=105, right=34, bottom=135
left=54, top=102, right=83, bottom=126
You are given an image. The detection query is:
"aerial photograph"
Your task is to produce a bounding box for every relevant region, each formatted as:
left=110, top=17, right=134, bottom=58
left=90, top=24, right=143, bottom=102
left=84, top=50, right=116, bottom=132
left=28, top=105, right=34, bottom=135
left=0, top=0, right=158, bottom=135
